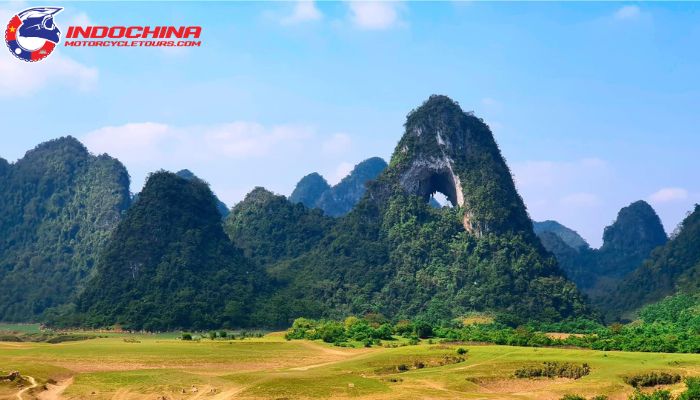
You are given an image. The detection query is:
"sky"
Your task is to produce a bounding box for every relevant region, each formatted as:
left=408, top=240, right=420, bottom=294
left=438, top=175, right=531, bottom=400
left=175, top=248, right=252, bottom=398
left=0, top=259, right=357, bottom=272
left=1, top=1, right=699, bottom=247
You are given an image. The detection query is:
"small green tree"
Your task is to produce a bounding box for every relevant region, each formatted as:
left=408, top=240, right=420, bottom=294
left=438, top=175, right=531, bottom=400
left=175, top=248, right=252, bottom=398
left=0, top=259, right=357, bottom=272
left=181, top=333, right=192, bottom=341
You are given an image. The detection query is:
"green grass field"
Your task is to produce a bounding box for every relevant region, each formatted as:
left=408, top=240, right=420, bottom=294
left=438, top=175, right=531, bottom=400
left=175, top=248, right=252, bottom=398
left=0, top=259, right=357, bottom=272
left=1, top=330, right=699, bottom=400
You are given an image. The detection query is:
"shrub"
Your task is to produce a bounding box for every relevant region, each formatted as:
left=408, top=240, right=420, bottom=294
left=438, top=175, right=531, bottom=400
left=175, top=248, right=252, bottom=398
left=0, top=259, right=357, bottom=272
left=515, top=362, right=590, bottom=380
left=318, top=321, right=346, bottom=343
left=208, top=331, right=217, bottom=340
left=414, top=321, right=433, bottom=339
left=45, top=334, right=94, bottom=344
left=394, top=320, right=413, bottom=336
left=373, top=324, right=394, bottom=340
left=560, top=395, right=586, bottom=400
left=456, top=347, right=468, bottom=355
left=218, top=331, right=227, bottom=338
left=624, top=372, right=682, bottom=388
left=678, top=377, right=700, bottom=400
left=628, top=390, right=673, bottom=400
left=181, top=333, right=192, bottom=341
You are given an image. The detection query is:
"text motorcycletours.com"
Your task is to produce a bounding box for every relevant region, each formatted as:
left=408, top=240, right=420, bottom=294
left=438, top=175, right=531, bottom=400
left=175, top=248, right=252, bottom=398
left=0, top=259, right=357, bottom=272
left=63, top=25, right=202, bottom=47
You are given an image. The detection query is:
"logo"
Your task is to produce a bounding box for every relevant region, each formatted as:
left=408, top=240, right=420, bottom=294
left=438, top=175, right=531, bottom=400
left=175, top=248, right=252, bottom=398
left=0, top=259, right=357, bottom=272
left=5, top=6, right=63, bottom=62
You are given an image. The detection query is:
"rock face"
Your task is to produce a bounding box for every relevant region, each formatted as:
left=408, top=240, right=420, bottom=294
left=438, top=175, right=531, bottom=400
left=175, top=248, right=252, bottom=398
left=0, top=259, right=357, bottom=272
left=290, top=157, right=388, bottom=217
left=373, top=95, right=533, bottom=238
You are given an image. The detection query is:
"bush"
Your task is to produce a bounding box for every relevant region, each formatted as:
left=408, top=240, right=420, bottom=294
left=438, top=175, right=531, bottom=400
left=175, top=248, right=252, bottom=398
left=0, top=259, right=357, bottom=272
left=624, top=372, right=682, bottom=388
left=181, top=333, right=192, bottom=341
left=456, top=347, right=468, bottom=355
left=318, top=321, right=346, bottom=343
left=394, top=320, right=413, bottom=336
left=45, top=334, right=94, bottom=344
left=208, top=331, right=217, bottom=340
left=515, top=362, right=590, bottom=380
left=560, top=395, right=586, bottom=400
left=414, top=321, right=433, bottom=339
left=678, top=377, right=700, bottom=400
left=628, top=390, right=673, bottom=400
left=218, top=331, right=227, bottom=338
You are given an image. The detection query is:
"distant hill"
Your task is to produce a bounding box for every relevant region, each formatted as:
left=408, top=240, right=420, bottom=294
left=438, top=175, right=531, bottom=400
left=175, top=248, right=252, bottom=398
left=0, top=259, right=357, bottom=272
left=0, top=137, right=131, bottom=322
left=290, top=157, right=388, bottom=217
left=75, top=171, right=261, bottom=330
left=534, top=201, right=672, bottom=321
left=289, top=173, right=331, bottom=209
left=533, top=220, right=589, bottom=250
left=597, top=204, right=700, bottom=321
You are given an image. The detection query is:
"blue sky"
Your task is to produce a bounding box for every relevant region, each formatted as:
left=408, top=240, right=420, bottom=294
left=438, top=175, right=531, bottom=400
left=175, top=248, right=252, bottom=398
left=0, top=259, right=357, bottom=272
left=1, top=1, right=699, bottom=246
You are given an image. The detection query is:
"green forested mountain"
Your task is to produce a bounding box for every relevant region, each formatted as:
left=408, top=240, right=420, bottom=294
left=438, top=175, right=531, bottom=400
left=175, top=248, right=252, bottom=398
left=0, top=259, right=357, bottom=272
left=130, top=169, right=230, bottom=217
left=598, top=205, right=700, bottom=320
left=228, top=95, right=589, bottom=326
left=536, top=201, right=667, bottom=292
left=74, top=171, right=261, bottom=330
left=289, top=173, right=331, bottom=209
left=289, top=157, right=388, bottom=217
left=0, top=137, right=130, bottom=322
left=224, top=187, right=334, bottom=268
left=175, top=169, right=230, bottom=217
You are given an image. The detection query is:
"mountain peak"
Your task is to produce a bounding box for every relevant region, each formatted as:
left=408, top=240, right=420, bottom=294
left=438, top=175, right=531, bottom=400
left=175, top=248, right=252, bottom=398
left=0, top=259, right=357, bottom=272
left=602, top=200, right=667, bottom=253
left=175, top=169, right=197, bottom=180
left=382, top=95, right=532, bottom=237
left=243, top=187, right=279, bottom=205
left=290, top=157, right=388, bottom=217
left=289, top=172, right=331, bottom=208
left=174, top=169, right=229, bottom=216
left=534, top=220, right=589, bottom=250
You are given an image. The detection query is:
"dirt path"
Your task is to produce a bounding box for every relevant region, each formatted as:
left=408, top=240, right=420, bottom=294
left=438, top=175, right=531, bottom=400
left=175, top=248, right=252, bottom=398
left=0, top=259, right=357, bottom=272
left=37, top=377, right=73, bottom=400
left=15, top=375, right=37, bottom=400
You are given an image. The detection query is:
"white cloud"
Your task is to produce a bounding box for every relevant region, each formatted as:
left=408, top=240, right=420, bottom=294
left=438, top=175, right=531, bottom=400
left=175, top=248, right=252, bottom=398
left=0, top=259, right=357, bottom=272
left=82, top=122, right=314, bottom=166
left=281, top=1, right=323, bottom=25
left=66, top=11, right=91, bottom=26
left=614, top=5, right=641, bottom=20
left=0, top=5, right=97, bottom=97
left=348, top=1, right=401, bottom=30
left=561, top=192, right=601, bottom=208
left=0, top=54, right=98, bottom=96
left=330, top=161, right=354, bottom=184
left=205, top=122, right=313, bottom=158
left=512, top=158, right=609, bottom=189
left=648, top=187, right=688, bottom=204
left=82, top=123, right=174, bottom=164
left=322, top=133, right=352, bottom=155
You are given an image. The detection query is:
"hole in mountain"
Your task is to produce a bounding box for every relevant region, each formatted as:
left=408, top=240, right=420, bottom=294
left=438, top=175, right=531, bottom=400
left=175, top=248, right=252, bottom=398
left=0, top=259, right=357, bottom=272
left=431, top=192, right=453, bottom=208
left=419, top=170, right=458, bottom=207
